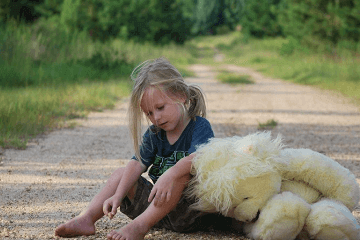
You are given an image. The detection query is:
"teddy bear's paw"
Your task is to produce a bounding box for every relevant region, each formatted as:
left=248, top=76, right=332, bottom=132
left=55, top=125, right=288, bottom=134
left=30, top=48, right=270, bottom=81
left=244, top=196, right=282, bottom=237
left=234, top=203, right=261, bottom=222
left=244, top=192, right=311, bottom=240
left=304, top=199, right=360, bottom=240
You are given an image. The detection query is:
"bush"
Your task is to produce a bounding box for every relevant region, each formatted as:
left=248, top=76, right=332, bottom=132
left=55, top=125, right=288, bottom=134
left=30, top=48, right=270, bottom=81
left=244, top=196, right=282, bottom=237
left=277, top=0, right=360, bottom=48
left=240, top=0, right=283, bottom=38
left=279, top=36, right=304, bottom=55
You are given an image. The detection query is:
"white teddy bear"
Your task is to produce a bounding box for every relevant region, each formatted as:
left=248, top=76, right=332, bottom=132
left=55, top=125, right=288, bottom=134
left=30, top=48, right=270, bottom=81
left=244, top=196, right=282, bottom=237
left=187, top=132, right=360, bottom=240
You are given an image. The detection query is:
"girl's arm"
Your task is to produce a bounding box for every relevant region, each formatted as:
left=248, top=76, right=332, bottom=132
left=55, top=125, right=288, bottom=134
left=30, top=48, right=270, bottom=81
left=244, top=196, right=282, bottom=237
left=103, top=159, right=145, bottom=219
left=166, top=153, right=194, bottom=179
left=148, top=154, right=195, bottom=206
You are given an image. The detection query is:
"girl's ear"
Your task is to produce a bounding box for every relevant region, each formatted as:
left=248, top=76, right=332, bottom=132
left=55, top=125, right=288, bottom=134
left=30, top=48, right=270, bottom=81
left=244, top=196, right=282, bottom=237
left=167, top=90, right=187, bottom=104
left=173, top=90, right=187, bottom=104
left=178, top=93, right=187, bottom=104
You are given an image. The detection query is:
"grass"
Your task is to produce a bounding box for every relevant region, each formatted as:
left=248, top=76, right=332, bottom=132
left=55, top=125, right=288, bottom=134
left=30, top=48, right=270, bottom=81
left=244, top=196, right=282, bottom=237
left=257, top=119, right=278, bottom=130
left=217, top=71, right=254, bottom=85
left=0, top=80, right=131, bottom=149
left=186, top=31, right=241, bottom=64
left=2, top=22, right=359, bottom=148
left=0, top=20, right=197, bottom=148
left=217, top=35, right=360, bottom=104
left=191, top=32, right=360, bottom=104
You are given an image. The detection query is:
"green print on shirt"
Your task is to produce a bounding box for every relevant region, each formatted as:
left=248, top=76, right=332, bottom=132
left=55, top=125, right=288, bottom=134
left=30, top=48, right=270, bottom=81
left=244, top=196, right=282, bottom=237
left=149, top=151, right=189, bottom=181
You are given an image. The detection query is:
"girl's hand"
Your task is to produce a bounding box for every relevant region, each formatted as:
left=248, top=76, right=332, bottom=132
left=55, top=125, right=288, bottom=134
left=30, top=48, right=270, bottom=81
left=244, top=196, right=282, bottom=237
left=103, top=196, right=122, bottom=220
left=148, top=172, right=175, bottom=207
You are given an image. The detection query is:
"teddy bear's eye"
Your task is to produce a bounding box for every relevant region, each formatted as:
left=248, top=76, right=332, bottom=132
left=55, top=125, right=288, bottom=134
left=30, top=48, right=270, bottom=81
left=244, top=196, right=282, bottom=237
left=244, top=197, right=249, bottom=200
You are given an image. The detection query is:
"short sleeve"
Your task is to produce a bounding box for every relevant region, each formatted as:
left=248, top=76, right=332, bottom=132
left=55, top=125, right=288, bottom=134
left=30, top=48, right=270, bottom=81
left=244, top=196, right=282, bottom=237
left=131, top=127, right=157, bottom=170
left=188, top=117, right=214, bottom=154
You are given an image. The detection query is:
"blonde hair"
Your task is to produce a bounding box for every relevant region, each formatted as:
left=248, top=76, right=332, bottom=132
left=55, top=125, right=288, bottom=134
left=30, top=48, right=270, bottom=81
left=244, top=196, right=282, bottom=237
left=129, top=57, right=207, bottom=161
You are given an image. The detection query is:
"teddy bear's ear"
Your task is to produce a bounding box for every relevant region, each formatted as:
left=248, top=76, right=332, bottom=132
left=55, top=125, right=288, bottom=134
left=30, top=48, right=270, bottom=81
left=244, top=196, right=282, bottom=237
left=193, top=137, right=237, bottom=172
left=233, top=132, right=284, bottom=162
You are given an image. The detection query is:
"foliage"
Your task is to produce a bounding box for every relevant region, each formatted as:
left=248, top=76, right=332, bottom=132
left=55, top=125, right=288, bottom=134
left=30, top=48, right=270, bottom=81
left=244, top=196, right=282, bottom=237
left=239, top=0, right=360, bottom=52
left=277, top=0, right=360, bottom=48
left=0, top=14, right=197, bottom=148
left=0, top=20, right=137, bottom=88
left=0, top=0, right=242, bottom=44
left=0, top=0, right=43, bottom=23
left=192, top=0, right=243, bottom=35
left=240, top=0, right=283, bottom=38
left=35, top=0, right=63, bottom=18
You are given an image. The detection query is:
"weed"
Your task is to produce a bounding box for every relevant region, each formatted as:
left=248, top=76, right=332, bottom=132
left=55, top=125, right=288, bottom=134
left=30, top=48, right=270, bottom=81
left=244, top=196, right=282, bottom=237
left=211, top=33, right=359, bottom=103
left=257, top=119, right=278, bottom=130
left=217, top=72, right=254, bottom=85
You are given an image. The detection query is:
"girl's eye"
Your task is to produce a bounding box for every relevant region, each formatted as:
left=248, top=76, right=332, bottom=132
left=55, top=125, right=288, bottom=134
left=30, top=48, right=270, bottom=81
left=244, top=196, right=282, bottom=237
left=147, top=112, right=153, bottom=116
left=158, top=106, right=164, bottom=110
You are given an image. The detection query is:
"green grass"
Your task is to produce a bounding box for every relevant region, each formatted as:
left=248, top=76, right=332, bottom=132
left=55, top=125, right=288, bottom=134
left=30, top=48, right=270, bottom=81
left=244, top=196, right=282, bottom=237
left=0, top=20, right=196, bottom=148
left=4, top=23, right=358, bottom=149
left=0, top=80, right=131, bottom=149
left=257, top=119, right=278, bottom=130
left=186, top=31, right=241, bottom=64
left=217, top=71, right=254, bottom=85
left=200, top=34, right=360, bottom=105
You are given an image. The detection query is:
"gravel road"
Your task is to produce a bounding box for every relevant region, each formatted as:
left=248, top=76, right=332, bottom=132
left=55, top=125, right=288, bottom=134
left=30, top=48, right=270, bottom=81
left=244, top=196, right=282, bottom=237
left=1, top=64, right=359, bottom=239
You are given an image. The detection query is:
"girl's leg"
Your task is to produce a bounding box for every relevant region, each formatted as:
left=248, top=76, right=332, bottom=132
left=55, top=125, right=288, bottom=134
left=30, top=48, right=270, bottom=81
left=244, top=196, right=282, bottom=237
left=55, top=167, right=136, bottom=237
left=107, top=174, right=190, bottom=240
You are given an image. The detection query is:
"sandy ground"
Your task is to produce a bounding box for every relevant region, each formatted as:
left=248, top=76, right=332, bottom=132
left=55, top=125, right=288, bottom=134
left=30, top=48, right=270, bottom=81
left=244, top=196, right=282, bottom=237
left=1, top=64, right=360, bottom=240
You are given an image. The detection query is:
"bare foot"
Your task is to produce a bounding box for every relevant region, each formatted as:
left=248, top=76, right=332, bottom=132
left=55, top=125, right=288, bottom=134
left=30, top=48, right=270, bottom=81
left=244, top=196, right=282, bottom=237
left=107, top=220, right=149, bottom=240
left=55, top=215, right=95, bottom=238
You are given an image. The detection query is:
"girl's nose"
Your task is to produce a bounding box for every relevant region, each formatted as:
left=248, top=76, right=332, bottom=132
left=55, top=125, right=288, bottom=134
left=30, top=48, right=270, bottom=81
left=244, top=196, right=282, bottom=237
left=154, top=111, right=161, bottom=122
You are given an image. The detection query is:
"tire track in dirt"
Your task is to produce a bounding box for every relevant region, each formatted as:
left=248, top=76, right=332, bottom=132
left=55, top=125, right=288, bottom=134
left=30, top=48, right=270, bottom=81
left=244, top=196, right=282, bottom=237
left=1, top=64, right=359, bottom=239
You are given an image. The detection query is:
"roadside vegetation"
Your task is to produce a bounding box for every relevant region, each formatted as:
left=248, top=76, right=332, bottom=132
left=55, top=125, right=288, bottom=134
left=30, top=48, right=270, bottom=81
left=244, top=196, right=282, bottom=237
left=0, top=21, right=196, bottom=148
left=217, top=71, right=254, bottom=85
left=221, top=36, right=360, bottom=105
left=1, top=0, right=359, bottom=148
left=257, top=119, right=278, bottom=130
left=190, top=31, right=360, bottom=106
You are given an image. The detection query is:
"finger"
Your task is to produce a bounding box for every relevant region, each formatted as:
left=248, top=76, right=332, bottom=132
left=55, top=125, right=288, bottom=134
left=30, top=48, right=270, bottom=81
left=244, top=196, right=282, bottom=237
left=154, top=192, right=166, bottom=207
left=154, top=197, right=161, bottom=207
left=166, top=191, right=171, bottom=202
left=152, top=193, right=161, bottom=207
left=103, top=202, right=112, bottom=216
left=148, top=188, right=157, bottom=202
left=159, top=192, right=166, bottom=203
left=111, top=206, right=118, bottom=217
left=103, top=204, right=109, bottom=216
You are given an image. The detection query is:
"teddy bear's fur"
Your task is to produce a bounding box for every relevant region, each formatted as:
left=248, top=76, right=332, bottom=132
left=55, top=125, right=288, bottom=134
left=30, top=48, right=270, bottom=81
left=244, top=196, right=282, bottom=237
left=187, top=132, right=360, bottom=240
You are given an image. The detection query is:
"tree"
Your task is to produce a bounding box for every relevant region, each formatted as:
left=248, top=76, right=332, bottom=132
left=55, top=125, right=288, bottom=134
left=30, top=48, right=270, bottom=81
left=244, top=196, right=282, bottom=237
left=0, top=0, right=44, bottom=23
left=192, top=0, right=243, bottom=35
left=277, top=0, right=360, bottom=46
left=239, top=0, right=283, bottom=38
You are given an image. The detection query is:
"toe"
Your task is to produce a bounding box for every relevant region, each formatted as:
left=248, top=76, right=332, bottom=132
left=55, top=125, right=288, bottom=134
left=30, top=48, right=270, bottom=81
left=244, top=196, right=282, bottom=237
left=107, top=231, right=116, bottom=240
left=113, top=233, right=121, bottom=240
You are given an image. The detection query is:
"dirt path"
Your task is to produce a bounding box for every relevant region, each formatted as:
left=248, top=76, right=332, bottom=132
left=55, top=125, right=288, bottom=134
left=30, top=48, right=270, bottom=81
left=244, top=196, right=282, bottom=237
left=1, top=64, right=360, bottom=240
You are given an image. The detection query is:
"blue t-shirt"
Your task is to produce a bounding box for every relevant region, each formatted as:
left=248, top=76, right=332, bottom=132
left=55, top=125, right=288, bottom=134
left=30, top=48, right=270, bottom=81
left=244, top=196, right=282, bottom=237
left=132, top=116, right=214, bottom=183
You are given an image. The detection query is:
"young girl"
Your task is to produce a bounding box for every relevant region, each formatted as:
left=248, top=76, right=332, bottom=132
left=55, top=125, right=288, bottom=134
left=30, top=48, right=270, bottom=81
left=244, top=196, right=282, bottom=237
left=55, top=58, right=229, bottom=240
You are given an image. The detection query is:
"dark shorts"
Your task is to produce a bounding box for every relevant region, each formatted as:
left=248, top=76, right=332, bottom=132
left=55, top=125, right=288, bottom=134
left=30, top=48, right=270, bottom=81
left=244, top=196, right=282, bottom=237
left=120, top=176, right=233, bottom=232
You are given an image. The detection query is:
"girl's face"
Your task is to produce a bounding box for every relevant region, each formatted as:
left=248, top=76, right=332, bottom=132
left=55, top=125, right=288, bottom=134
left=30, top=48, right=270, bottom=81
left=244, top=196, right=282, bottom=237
left=140, top=86, right=188, bottom=135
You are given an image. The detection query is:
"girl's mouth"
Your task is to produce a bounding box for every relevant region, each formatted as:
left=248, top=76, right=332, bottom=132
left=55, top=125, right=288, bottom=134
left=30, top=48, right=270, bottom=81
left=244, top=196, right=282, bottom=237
left=159, top=122, right=167, bottom=127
